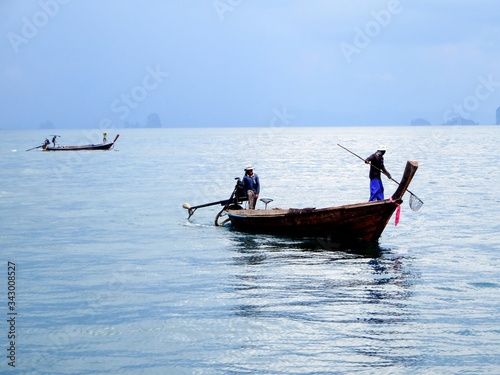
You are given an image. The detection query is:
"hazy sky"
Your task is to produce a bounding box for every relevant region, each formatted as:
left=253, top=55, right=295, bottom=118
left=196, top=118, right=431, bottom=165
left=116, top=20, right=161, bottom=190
left=1, top=0, right=500, bottom=129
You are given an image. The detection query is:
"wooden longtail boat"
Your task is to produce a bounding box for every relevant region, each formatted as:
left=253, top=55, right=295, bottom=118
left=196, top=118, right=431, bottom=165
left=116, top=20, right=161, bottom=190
left=224, top=161, right=419, bottom=242
left=42, top=134, right=119, bottom=151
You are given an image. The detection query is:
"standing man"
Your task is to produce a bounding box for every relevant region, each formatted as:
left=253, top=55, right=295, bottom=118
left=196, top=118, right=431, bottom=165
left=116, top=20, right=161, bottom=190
left=243, top=165, right=260, bottom=209
left=365, top=145, right=392, bottom=201
left=103, top=132, right=107, bottom=143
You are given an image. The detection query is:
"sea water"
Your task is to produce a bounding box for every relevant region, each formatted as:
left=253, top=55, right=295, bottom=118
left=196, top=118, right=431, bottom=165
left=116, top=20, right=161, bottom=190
left=1, top=126, right=499, bottom=374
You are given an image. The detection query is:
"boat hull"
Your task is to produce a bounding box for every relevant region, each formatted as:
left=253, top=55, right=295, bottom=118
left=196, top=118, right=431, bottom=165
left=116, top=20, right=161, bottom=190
left=227, top=200, right=398, bottom=242
left=43, top=143, right=114, bottom=151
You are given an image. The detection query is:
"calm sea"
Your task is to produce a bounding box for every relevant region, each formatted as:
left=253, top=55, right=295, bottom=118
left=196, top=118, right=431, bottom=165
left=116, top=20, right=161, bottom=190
left=1, top=126, right=499, bottom=374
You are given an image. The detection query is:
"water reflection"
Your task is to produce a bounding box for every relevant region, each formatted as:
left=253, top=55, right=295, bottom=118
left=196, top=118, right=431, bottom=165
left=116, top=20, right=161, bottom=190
left=230, top=231, right=386, bottom=263
left=229, top=232, right=416, bottom=316
left=227, top=231, right=420, bottom=369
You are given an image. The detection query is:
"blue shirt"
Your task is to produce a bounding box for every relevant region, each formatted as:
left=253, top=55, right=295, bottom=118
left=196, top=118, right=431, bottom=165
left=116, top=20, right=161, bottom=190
left=243, top=173, right=260, bottom=195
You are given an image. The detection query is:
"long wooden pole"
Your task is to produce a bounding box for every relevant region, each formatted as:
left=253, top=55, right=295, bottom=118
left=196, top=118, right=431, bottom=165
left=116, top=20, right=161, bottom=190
left=337, top=143, right=423, bottom=203
left=26, top=145, right=43, bottom=151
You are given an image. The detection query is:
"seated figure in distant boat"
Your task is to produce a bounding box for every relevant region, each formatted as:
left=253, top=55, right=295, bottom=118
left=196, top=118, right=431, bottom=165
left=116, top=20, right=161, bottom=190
left=43, top=138, right=50, bottom=149
left=365, top=145, right=392, bottom=201
left=242, top=165, right=260, bottom=209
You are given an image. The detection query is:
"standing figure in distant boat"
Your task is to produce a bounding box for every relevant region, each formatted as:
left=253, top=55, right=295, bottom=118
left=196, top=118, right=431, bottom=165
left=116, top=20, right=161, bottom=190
left=365, top=145, right=392, bottom=201
left=103, top=132, right=107, bottom=143
left=242, top=165, right=260, bottom=209
left=52, top=135, right=57, bottom=147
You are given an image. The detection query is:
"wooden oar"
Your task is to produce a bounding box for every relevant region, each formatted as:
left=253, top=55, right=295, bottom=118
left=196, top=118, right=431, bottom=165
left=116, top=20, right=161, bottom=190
left=26, top=145, right=43, bottom=151
left=337, top=143, right=423, bottom=210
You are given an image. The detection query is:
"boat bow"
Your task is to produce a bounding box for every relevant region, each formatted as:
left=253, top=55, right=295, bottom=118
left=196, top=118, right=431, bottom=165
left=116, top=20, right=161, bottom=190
left=391, top=161, right=419, bottom=202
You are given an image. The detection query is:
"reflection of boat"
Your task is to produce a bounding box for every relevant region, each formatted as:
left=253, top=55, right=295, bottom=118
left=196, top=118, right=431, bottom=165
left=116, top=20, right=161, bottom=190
left=230, top=231, right=385, bottom=258
left=225, top=161, right=419, bottom=242
left=42, top=135, right=119, bottom=151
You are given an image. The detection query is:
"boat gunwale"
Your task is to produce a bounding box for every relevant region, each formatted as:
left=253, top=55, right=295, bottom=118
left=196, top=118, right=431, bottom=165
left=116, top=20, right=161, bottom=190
left=226, top=199, right=393, bottom=219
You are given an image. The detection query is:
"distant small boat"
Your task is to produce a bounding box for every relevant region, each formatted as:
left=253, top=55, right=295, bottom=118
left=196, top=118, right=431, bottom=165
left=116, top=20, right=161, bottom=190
left=42, top=134, right=119, bottom=151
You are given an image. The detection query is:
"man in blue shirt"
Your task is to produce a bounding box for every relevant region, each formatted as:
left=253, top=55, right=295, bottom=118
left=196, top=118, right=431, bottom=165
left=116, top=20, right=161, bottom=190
left=243, top=165, right=260, bottom=209
left=365, top=146, right=392, bottom=201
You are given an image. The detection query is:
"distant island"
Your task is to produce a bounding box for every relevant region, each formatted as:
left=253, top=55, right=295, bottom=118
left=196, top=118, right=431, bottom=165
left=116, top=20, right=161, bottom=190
left=124, top=113, right=162, bottom=128
left=146, top=113, right=161, bottom=128
left=10, top=109, right=500, bottom=129
left=442, top=116, right=478, bottom=125
left=411, top=116, right=483, bottom=126
left=410, top=118, right=431, bottom=126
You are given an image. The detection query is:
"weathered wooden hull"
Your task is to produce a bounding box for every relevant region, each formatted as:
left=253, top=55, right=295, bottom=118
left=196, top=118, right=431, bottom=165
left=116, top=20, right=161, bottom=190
left=227, top=200, right=397, bottom=241
left=226, top=161, right=418, bottom=242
